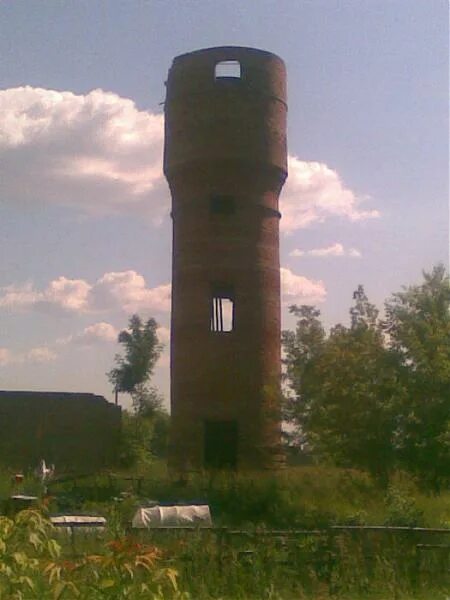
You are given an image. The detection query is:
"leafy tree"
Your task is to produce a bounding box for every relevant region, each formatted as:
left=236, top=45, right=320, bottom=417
left=108, top=314, right=163, bottom=411
left=282, top=305, right=325, bottom=447
left=283, top=267, right=450, bottom=486
left=118, top=409, right=170, bottom=469
left=108, top=315, right=169, bottom=466
left=283, top=288, right=403, bottom=480
left=384, top=264, right=450, bottom=485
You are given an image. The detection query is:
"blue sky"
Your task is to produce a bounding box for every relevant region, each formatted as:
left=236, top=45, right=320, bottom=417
left=0, top=1, right=448, bottom=407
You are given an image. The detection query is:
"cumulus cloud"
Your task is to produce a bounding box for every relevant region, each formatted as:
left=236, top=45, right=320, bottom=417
left=0, top=348, right=12, bottom=366
left=0, top=278, right=90, bottom=314
left=280, top=157, right=379, bottom=233
left=157, top=326, right=170, bottom=346
left=59, top=321, right=119, bottom=346
left=75, top=322, right=118, bottom=344
left=0, top=346, right=56, bottom=366
left=280, top=267, right=326, bottom=305
left=90, top=271, right=171, bottom=314
left=0, top=86, right=167, bottom=223
left=0, top=87, right=378, bottom=233
left=0, top=271, right=171, bottom=315
left=62, top=321, right=169, bottom=348
left=26, top=347, right=57, bottom=363
left=348, top=248, right=362, bottom=258
left=289, top=243, right=362, bottom=258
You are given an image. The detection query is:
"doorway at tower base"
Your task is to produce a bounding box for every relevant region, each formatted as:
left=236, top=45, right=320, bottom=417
left=168, top=422, right=285, bottom=472
left=204, top=420, right=238, bottom=469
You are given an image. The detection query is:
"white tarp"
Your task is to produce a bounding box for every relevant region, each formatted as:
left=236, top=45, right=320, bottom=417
left=51, top=515, right=106, bottom=526
left=132, top=505, right=212, bottom=529
left=50, top=515, right=106, bottom=536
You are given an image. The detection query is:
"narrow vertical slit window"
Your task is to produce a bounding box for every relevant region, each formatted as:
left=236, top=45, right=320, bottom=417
left=211, top=288, right=234, bottom=332
left=214, top=60, right=241, bottom=80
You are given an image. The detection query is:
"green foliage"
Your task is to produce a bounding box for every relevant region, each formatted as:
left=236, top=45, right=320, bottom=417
left=118, top=409, right=169, bottom=470
left=283, top=266, right=450, bottom=486
left=1, top=469, right=449, bottom=599
left=108, top=314, right=163, bottom=398
left=384, top=484, right=424, bottom=527
left=107, top=313, right=169, bottom=469
left=384, top=264, right=450, bottom=486
left=0, top=509, right=187, bottom=599
left=283, top=288, right=402, bottom=479
left=0, top=510, right=60, bottom=599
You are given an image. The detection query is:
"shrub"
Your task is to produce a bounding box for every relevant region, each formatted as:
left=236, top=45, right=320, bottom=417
left=384, top=484, right=424, bottom=527
left=0, top=509, right=188, bottom=599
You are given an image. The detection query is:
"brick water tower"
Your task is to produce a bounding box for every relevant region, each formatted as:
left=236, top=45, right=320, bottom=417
left=164, top=46, right=287, bottom=470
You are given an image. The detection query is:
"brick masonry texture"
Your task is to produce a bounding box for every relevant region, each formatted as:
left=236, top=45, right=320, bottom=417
left=0, top=391, right=121, bottom=471
left=164, top=47, right=288, bottom=470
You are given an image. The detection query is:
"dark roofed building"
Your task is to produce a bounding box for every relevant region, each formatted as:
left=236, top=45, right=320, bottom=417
left=0, top=391, right=121, bottom=471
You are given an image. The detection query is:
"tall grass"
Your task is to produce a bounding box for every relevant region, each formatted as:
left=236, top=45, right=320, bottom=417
left=1, top=466, right=449, bottom=598
left=131, top=526, right=450, bottom=599
left=4, top=464, right=449, bottom=528
left=131, top=466, right=449, bottom=529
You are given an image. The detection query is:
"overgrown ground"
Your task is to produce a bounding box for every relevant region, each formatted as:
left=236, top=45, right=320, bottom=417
left=1, top=465, right=449, bottom=599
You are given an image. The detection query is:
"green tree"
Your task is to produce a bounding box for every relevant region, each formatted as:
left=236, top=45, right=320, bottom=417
left=384, top=264, right=450, bottom=485
left=118, top=409, right=170, bottom=469
left=283, top=288, right=403, bottom=480
left=108, top=314, right=163, bottom=411
left=108, top=315, right=169, bottom=467
left=281, top=305, right=325, bottom=447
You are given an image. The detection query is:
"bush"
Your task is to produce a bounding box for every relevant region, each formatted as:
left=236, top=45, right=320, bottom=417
left=384, top=485, right=424, bottom=527
left=0, top=509, right=188, bottom=599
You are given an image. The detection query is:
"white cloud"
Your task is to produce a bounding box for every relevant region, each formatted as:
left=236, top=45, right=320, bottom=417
left=289, top=243, right=362, bottom=258
left=348, top=248, right=362, bottom=258
left=59, top=321, right=119, bottom=346
left=0, top=278, right=91, bottom=314
left=157, top=326, right=170, bottom=346
left=0, top=271, right=171, bottom=316
left=63, top=321, right=169, bottom=348
left=0, top=346, right=56, bottom=366
left=280, top=267, right=326, bottom=305
left=310, top=243, right=345, bottom=257
left=280, top=157, right=379, bottom=233
left=90, top=271, right=171, bottom=314
left=289, top=249, right=305, bottom=257
left=0, top=86, right=167, bottom=223
left=0, top=87, right=378, bottom=234
left=0, top=348, right=12, bottom=366
left=26, top=347, right=57, bottom=363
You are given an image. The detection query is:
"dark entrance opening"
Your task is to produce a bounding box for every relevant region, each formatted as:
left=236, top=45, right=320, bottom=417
left=204, top=420, right=238, bottom=469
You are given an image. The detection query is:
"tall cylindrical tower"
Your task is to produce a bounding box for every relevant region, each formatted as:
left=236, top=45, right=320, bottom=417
left=164, top=46, right=287, bottom=470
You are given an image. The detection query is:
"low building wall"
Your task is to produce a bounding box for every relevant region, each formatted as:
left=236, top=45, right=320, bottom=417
left=0, top=391, right=121, bottom=471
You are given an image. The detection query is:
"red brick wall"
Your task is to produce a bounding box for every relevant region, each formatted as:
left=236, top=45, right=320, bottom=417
left=0, top=391, right=121, bottom=471
left=164, top=47, right=287, bottom=470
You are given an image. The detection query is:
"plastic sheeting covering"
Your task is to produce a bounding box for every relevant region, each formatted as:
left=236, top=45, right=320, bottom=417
left=51, top=515, right=106, bottom=527
left=50, top=515, right=106, bottom=536
left=132, top=505, right=212, bottom=529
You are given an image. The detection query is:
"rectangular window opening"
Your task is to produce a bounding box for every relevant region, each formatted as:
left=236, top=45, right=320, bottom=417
left=214, top=60, right=241, bottom=80
left=210, top=195, right=236, bottom=215
left=211, top=288, right=234, bottom=332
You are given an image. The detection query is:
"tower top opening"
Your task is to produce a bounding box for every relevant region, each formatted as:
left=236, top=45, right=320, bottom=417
left=165, top=46, right=286, bottom=104
left=164, top=45, right=287, bottom=179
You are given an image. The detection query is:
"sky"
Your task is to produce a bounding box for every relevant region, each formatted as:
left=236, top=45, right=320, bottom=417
left=0, top=0, right=448, bottom=409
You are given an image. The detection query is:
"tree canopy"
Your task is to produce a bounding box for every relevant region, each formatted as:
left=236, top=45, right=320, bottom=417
left=108, top=314, right=162, bottom=396
left=107, top=314, right=169, bottom=467
left=384, top=264, right=450, bottom=484
left=107, top=313, right=166, bottom=415
left=282, top=265, right=450, bottom=486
